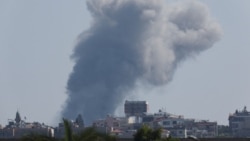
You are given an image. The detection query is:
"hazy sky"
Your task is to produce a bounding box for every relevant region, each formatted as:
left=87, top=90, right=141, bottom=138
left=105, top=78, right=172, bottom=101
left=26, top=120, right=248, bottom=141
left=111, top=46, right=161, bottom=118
left=0, top=0, right=249, bottom=126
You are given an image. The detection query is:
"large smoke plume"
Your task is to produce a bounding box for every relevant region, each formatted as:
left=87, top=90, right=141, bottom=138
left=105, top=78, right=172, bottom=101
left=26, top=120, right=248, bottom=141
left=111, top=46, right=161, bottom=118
left=62, top=0, right=222, bottom=124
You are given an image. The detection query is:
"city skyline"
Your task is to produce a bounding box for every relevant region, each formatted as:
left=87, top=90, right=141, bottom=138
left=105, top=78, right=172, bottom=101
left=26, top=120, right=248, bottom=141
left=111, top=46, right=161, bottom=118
left=0, top=103, right=219, bottom=127
left=0, top=101, right=247, bottom=127
left=0, top=0, right=250, bottom=126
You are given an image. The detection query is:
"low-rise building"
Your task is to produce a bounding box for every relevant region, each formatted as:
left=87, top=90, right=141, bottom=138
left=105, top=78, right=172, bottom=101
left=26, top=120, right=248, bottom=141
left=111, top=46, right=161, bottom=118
left=0, top=111, right=54, bottom=138
left=168, top=127, right=187, bottom=138
left=187, top=120, right=217, bottom=138
left=92, top=115, right=145, bottom=139
left=140, top=109, right=217, bottom=138
left=1, top=121, right=53, bottom=138
left=229, top=106, right=250, bottom=137
left=54, top=114, right=85, bottom=138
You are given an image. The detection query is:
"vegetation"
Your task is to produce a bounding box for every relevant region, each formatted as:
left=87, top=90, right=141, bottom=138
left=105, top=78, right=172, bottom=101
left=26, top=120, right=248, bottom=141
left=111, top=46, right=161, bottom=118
left=63, top=118, right=116, bottom=141
left=75, top=127, right=116, bottom=141
left=133, top=125, right=179, bottom=141
left=63, top=118, right=73, bottom=141
left=133, top=125, right=161, bottom=141
left=21, top=134, right=56, bottom=141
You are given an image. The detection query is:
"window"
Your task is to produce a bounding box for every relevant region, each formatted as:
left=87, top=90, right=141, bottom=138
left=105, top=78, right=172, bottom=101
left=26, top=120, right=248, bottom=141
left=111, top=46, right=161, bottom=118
left=163, top=121, right=170, bottom=125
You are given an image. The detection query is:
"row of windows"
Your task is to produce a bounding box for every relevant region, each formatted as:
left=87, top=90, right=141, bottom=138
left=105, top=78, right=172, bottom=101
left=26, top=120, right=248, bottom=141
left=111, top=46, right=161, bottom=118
left=163, top=120, right=178, bottom=125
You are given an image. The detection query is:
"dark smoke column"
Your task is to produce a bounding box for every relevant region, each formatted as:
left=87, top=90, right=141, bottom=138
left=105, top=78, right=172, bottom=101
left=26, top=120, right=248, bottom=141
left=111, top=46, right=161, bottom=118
left=62, top=0, right=222, bottom=124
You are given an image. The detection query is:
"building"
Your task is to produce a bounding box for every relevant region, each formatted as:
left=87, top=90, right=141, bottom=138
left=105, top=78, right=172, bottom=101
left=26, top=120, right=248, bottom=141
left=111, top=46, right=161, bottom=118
left=140, top=109, right=217, bottom=138
left=0, top=111, right=54, bottom=138
left=158, top=117, right=185, bottom=129
left=229, top=106, right=250, bottom=137
left=92, top=115, right=137, bottom=138
left=54, top=114, right=85, bottom=138
left=168, top=127, right=187, bottom=138
left=124, top=100, right=148, bottom=117
left=188, top=120, right=218, bottom=138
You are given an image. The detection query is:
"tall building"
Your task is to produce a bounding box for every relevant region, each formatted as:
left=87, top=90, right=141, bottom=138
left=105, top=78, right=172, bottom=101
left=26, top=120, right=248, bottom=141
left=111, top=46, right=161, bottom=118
left=229, top=106, right=250, bottom=137
left=124, top=100, right=148, bottom=117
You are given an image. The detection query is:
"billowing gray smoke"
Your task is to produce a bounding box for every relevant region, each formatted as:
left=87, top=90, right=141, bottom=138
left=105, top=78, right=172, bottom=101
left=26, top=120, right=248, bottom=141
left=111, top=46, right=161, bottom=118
left=62, top=0, right=222, bottom=124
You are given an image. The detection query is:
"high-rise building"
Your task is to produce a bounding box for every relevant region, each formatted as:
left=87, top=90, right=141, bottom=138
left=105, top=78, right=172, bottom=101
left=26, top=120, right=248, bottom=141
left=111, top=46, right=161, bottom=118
left=124, top=100, right=148, bottom=117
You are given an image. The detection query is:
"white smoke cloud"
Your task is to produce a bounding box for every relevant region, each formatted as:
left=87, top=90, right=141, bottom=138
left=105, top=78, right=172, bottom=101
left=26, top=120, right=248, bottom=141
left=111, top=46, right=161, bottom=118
left=62, top=0, right=222, bottom=124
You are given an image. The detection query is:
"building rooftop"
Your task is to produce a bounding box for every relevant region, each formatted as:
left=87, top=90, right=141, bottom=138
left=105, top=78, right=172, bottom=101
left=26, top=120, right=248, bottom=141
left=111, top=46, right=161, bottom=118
left=230, top=106, right=250, bottom=117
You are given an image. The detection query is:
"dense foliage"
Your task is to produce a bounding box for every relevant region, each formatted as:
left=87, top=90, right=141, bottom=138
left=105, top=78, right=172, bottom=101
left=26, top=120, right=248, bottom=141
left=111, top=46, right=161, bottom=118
left=133, top=125, right=179, bottom=141
left=21, top=134, right=56, bottom=141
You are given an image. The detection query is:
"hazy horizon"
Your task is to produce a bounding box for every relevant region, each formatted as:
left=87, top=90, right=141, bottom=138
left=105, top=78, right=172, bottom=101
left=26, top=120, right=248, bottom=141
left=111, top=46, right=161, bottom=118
left=0, top=0, right=250, bottom=126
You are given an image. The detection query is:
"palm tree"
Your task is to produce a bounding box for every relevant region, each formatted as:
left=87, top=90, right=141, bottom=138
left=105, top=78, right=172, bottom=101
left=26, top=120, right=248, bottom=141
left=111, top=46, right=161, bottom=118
left=63, top=118, right=73, bottom=141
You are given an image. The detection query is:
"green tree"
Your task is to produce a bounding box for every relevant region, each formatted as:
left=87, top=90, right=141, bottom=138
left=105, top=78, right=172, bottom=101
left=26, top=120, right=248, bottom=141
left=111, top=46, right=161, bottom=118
left=63, top=118, right=116, bottom=141
left=134, top=125, right=161, bottom=141
left=75, top=127, right=116, bottom=141
left=134, top=125, right=179, bottom=141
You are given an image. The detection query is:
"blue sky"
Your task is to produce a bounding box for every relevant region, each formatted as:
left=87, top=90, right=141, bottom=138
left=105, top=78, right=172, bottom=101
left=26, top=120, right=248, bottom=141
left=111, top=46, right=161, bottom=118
left=0, top=0, right=250, bottom=126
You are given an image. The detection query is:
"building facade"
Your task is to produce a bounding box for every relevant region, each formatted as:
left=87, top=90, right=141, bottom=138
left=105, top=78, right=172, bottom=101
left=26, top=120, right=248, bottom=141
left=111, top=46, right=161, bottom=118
left=141, top=110, right=217, bottom=138
left=229, top=106, right=250, bottom=137
left=0, top=111, right=53, bottom=138
left=124, top=100, right=148, bottom=117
